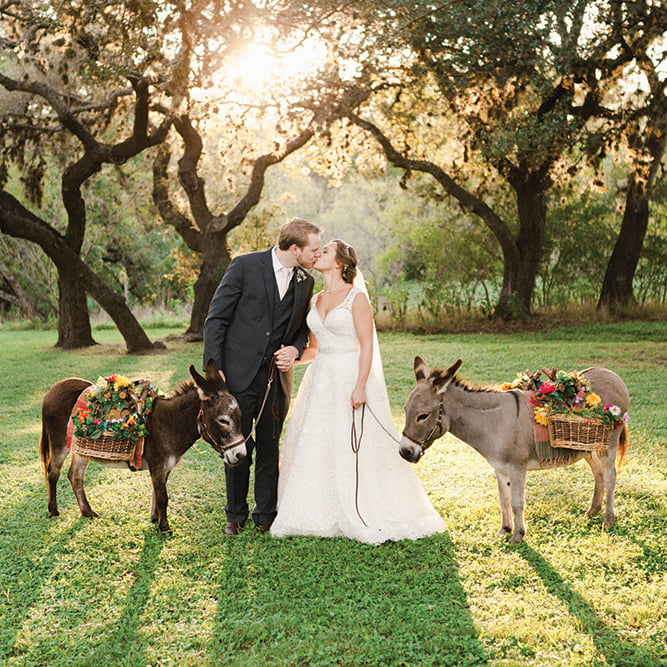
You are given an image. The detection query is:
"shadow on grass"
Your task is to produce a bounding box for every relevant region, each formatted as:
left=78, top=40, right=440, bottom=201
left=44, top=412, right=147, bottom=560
left=517, top=543, right=662, bottom=666
left=0, top=459, right=138, bottom=663
left=0, top=480, right=90, bottom=661
left=81, top=527, right=167, bottom=666
left=209, top=530, right=488, bottom=666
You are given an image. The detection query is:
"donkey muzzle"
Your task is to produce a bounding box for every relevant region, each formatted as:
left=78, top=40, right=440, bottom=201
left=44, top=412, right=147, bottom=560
left=399, top=438, right=423, bottom=463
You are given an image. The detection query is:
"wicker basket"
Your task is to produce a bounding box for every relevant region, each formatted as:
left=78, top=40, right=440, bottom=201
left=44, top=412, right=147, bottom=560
left=547, top=413, right=611, bottom=452
left=71, top=431, right=138, bottom=460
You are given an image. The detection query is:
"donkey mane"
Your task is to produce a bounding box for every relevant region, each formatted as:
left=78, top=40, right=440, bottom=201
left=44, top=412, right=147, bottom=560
left=430, top=369, right=502, bottom=394
left=455, top=377, right=504, bottom=393
left=168, top=379, right=197, bottom=399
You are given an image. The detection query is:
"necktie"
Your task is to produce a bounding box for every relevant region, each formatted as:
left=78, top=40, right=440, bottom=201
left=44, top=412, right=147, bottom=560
left=278, top=267, right=291, bottom=299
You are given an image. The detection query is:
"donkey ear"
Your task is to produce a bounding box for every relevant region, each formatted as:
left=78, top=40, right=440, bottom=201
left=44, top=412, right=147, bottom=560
left=205, top=358, right=227, bottom=385
left=200, top=359, right=228, bottom=390
left=432, top=359, right=462, bottom=394
left=189, top=364, right=209, bottom=401
left=190, top=364, right=205, bottom=385
left=414, top=356, right=429, bottom=381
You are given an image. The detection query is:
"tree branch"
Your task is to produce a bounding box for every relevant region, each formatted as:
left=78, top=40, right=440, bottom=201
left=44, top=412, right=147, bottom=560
left=346, top=111, right=517, bottom=258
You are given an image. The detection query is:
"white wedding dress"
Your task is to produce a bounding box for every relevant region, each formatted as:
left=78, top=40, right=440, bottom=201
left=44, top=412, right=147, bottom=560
left=271, top=286, right=445, bottom=544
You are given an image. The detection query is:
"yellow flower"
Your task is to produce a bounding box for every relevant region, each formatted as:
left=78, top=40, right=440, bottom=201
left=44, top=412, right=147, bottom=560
left=114, top=375, right=131, bottom=390
left=586, top=392, right=601, bottom=407
left=533, top=406, right=550, bottom=426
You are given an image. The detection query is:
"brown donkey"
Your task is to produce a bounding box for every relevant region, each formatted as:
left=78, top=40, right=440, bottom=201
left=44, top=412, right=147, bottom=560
left=40, top=360, right=245, bottom=533
left=400, top=357, right=630, bottom=543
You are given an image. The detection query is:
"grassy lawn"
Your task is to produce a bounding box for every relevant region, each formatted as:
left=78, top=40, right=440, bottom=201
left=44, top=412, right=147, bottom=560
left=0, top=323, right=665, bottom=666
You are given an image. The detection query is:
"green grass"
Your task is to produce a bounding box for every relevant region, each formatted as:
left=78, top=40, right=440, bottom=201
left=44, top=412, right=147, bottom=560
left=0, top=323, right=666, bottom=666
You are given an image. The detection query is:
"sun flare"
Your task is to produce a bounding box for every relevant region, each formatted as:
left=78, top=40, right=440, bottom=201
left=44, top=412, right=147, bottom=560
left=227, top=38, right=327, bottom=94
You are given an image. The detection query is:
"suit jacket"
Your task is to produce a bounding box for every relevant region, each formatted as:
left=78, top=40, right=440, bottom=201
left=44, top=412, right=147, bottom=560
left=203, top=249, right=314, bottom=402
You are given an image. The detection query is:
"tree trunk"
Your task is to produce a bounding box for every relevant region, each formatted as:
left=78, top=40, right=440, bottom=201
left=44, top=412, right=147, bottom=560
left=184, top=233, right=230, bottom=340
left=495, top=172, right=548, bottom=319
left=0, top=191, right=158, bottom=353
left=598, top=121, right=667, bottom=311
left=598, top=176, right=648, bottom=310
left=55, top=271, right=96, bottom=348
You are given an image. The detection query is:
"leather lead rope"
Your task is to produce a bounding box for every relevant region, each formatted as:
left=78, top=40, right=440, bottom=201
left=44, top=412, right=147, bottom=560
left=253, top=359, right=277, bottom=441
left=351, top=405, right=368, bottom=527
left=364, top=403, right=402, bottom=444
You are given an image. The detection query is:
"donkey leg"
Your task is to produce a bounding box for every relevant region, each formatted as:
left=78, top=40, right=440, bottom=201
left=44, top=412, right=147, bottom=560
left=46, top=442, right=70, bottom=518
left=67, top=454, right=99, bottom=518
left=508, top=467, right=528, bottom=543
left=584, top=453, right=605, bottom=517
left=602, top=442, right=619, bottom=530
left=150, top=461, right=175, bottom=533
left=494, top=470, right=513, bottom=536
left=150, top=489, right=158, bottom=524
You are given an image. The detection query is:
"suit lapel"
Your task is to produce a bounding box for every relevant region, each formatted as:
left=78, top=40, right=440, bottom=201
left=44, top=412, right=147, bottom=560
left=261, top=249, right=278, bottom=315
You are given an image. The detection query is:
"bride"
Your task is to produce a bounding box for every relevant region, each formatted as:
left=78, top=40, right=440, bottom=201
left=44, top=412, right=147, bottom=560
left=270, top=240, right=445, bottom=544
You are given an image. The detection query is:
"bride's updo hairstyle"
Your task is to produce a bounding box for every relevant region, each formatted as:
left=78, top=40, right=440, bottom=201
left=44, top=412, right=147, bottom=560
left=333, top=240, right=358, bottom=285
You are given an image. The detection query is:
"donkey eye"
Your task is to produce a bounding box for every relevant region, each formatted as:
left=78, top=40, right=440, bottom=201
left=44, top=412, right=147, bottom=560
left=416, top=413, right=430, bottom=423
left=217, top=417, right=231, bottom=426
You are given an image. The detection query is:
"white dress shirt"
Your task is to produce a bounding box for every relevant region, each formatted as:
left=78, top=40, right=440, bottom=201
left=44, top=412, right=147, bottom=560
left=272, top=247, right=293, bottom=299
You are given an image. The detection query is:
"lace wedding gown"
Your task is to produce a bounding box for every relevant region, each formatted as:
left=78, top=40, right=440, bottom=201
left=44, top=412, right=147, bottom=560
left=271, top=287, right=445, bottom=544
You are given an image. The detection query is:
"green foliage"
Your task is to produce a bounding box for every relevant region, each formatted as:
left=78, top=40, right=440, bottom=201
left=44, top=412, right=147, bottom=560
left=0, top=324, right=666, bottom=665
left=539, top=182, right=620, bottom=307
left=636, top=178, right=667, bottom=304
left=82, top=157, right=189, bottom=307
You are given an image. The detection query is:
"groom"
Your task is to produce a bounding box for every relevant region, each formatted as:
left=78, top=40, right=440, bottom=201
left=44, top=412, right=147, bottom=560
left=203, top=217, right=321, bottom=535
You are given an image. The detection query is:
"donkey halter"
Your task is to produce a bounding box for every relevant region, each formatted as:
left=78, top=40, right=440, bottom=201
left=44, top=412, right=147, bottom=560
left=401, top=395, right=446, bottom=452
left=196, top=402, right=245, bottom=455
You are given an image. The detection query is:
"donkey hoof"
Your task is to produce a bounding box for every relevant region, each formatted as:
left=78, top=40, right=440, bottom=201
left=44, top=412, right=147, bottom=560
left=48, top=509, right=60, bottom=518
left=81, top=510, right=99, bottom=518
left=508, top=530, right=525, bottom=544
left=498, top=526, right=511, bottom=536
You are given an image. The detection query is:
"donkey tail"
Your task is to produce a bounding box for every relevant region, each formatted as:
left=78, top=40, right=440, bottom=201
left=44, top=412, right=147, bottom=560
left=616, top=424, right=629, bottom=472
left=40, top=378, right=91, bottom=476
left=39, top=418, right=51, bottom=476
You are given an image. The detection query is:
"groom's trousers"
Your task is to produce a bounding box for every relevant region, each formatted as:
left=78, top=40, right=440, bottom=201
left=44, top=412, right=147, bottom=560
left=224, top=363, right=287, bottom=526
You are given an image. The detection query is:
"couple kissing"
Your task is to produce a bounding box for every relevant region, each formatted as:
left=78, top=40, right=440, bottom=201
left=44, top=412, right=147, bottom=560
left=203, top=217, right=444, bottom=544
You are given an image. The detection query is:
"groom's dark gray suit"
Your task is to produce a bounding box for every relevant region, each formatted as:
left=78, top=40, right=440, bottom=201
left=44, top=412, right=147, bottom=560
left=203, top=248, right=314, bottom=526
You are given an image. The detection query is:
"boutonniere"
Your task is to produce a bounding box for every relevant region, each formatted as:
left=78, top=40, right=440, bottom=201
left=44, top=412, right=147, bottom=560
left=294, top=267, right=309, bottom=283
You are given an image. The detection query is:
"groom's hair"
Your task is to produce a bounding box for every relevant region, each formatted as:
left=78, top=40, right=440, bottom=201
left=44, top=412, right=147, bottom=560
left=278, top=217, right=322, bottom=250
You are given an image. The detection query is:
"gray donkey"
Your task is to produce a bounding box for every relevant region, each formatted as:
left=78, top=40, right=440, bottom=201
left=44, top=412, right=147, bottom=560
left=400, top=357, right=630, bottom=543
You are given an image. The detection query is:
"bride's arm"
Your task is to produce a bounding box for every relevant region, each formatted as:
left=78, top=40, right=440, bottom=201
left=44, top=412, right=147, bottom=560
left=296, top=332, right=318, bottom=365
left=351, top=292, right=374, bottom=409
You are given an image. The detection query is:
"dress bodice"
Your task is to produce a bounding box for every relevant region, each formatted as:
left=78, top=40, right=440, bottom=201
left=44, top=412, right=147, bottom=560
left=307, top=286, right=362, bottom=354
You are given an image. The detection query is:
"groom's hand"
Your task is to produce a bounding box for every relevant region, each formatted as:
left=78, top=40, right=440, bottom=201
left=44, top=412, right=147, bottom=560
left=274, top=345, right=298, bottom=371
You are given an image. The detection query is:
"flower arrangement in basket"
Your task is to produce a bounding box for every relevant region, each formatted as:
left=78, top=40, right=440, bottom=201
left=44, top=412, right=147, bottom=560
left=72, top=374, right=158, bottom=459
left=502, top=368, right=629, bottom=451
